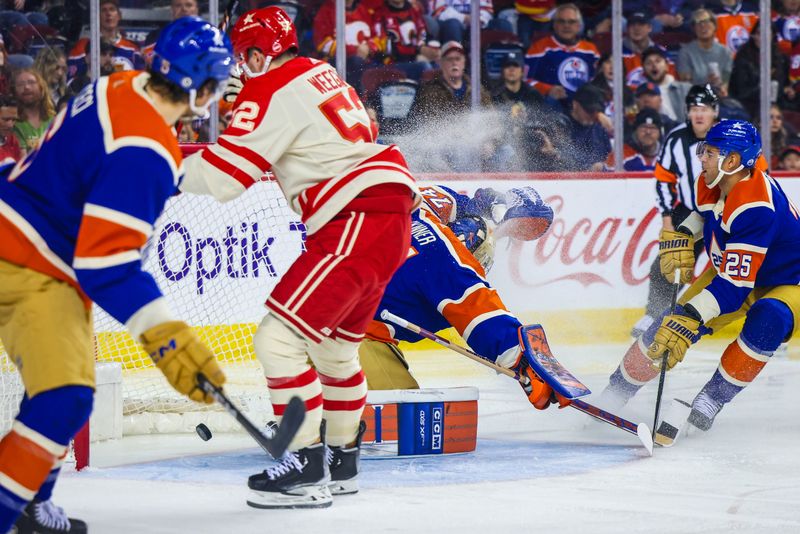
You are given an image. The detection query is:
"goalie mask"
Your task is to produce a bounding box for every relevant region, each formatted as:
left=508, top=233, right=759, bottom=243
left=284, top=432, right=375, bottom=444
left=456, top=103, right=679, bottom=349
left=449, top=216, right=496, bottom=273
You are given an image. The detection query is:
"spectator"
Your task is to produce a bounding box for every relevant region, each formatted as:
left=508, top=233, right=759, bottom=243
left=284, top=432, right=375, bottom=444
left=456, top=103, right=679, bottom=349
left=314, top=0, right=382, bottom=93
left=778, top=145, right=800, bottom=171
left=622, top=8, right=676, bottom=88
left=0, top=95, right=21, bottom=164
left=0, top=34, right=10, bottom=95
left=67, top=0, right=144, bottom=83
left=774, top=0, right=800, bottom=55
left=10, top=68, right=53, bottom=153
left=677, top=9, right=733, bottom=96
left=491, top=51, right=545, bottom=111
left=711, top=0, right=758, bottom=55
left=374, top=0, right=437, bottom=80
left=33, top=47, right=67, bottom=108
left=565, top=82, right=611, bottom=170
left=634, top=82, right=678, bottom=133
left=767, top=104, right=798, bottom=169
left=0, top=0, right=48, bottom=31
left=142, top=0, right=199, bottom=61
left=730, top=20, right=791, bottom=118
left=63, top=39, right=116, bottom=100
left=429, top=0, right=510, bottom=44
left=412, top=40, right=490, bottom=122
left=513, top=0, right=556, bottom=48
left=525, top=3, right=600, bottom=106
left=605, top=108, right=662, bottom=171
left=642, top=46, right=691, bottom=123
left=589, top=53, right=633, bottom=119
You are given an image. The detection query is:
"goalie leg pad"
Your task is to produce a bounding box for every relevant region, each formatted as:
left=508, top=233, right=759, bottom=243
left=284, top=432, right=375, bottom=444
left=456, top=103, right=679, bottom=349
left=255, top=315, right=322, bottom=450
left=308, top=338, right=366, bottom=447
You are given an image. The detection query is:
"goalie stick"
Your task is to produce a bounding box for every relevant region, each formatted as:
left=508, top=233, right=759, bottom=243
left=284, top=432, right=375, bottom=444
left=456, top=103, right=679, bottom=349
left=197, top=373, right=305, bottom=459
left=380, top=311, right=654, bottom=455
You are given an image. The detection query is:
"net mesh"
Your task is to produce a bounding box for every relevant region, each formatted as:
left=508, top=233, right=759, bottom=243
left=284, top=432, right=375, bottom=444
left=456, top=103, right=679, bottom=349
left=0, top=182, right=304, bottom=434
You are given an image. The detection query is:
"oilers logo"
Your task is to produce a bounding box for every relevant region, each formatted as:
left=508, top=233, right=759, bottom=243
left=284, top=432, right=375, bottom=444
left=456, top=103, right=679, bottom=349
left=558, top=57, right=590, bottom=93
left=780, top=17, right=800, bottom=43
left=726, top=25, right=750, bottom=53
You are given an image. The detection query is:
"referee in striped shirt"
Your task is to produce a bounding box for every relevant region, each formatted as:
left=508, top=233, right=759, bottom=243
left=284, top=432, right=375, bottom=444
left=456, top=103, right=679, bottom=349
left=631, top=84, right=719, bottom=337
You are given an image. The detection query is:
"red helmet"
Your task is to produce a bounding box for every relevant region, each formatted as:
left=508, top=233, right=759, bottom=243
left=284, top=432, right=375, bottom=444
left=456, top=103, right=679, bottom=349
left=231, top=7, right=298, bottom=60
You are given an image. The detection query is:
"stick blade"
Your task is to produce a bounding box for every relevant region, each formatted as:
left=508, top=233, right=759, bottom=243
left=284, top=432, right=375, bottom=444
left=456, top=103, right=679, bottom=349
left=637, top=423, right=654, bottom=456
left=264, top=396, right=306, bottom=458
left=654, top=399, right=692, bottom=448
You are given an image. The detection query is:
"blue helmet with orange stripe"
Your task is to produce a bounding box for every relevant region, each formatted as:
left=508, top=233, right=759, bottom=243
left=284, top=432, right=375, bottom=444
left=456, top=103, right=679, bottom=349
left=151, top=16, right=234, bottom=118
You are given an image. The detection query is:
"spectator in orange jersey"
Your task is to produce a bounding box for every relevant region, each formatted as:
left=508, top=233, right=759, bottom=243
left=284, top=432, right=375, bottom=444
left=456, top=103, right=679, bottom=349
left=622, top=8, right=676, bottom=88
left=524, top=3, right=600, bottom=107
left=712, top=0, right=758, bottom=55
left=0, top=95, right=21, bottom=165
left=773, top=0, right=800, bottom=55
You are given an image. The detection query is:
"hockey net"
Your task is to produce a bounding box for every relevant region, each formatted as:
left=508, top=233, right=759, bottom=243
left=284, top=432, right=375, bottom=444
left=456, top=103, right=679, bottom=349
left=0, top=165, right=305, bottom=436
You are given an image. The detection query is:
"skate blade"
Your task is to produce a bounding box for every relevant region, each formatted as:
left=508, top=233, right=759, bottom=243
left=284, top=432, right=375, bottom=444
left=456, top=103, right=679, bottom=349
left=247, top=486, right=333, bottom=509
left=329, top=478, right=359, bottom=496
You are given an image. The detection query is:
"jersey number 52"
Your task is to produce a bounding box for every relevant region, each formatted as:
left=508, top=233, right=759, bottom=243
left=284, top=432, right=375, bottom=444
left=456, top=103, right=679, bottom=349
left=319, top=87, right=375, bottom=143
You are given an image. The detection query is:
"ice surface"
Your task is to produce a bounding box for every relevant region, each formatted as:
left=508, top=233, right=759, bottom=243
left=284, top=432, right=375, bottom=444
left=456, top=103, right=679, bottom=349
left=53, top=343, right=800, bottom=533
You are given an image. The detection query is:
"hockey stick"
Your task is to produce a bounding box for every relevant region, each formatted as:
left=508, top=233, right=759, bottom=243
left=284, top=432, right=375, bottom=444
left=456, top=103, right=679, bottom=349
left=651, top=268, right=681, bottom=441
left=380, top=311, right=654, bottom=454
left=197, top=373, right=305, bottom=459
left=219, top=0, right=240, bottom=32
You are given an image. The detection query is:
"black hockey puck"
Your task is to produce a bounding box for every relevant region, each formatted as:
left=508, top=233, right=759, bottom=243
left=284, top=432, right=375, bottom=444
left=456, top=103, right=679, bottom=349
left=196, top=423, right=212, bottom=441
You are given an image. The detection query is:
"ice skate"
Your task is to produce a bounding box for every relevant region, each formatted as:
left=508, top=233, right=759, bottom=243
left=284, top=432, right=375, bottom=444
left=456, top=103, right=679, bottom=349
left=687, top=390, right=724, bottom=431
left=328, top=421, right=366, bottom=496
left=14, top=500, right=87, bottom=534
left=247, top=442, right=332, bottom=509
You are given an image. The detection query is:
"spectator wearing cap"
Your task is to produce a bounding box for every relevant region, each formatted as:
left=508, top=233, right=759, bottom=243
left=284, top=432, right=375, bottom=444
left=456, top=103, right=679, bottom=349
left=778, top=145, right=800, bottom=171
left=142, top=0, right=199, bottom=62
left=314, top=0, right=384, bottom=93
left=491, top=51, right=545, bottom=110
left=525, top=3, right=600, bottom=105
left=642, top=46, right=691, bottom=122
left=566, top=83, right=611, bottom=170
left=622, top=8, right=676, bottom=88
left=67, top=0, right=144, bottom=83
left=634, top=82, right=678, bottom=133
left=429, top=0, right=511, bottom=44
left=677, top=9, right=733, bottom=96
left=605, top=108, right=663, bottom=171
left=412, top=40, right=491, bottom=122
left=374, top=0, right=438, bottom=80
left=0, top=95, right=21, bottom=164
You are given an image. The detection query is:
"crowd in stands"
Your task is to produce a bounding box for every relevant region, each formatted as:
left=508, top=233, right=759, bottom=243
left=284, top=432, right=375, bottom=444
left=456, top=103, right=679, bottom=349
left=2, top=0, right=800, bottom=173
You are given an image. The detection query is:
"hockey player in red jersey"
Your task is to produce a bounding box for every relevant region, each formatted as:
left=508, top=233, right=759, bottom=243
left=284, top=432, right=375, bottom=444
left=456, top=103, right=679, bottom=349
left=0, top=17, right=233, bottom=533
left=180, top=6, right=420, bottom=509
left=600, top=120, right=800, bottom=433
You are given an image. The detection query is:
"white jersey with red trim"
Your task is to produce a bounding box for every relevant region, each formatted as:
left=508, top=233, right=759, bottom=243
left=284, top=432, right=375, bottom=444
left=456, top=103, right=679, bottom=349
left=181, top=57, right=419, bottom=234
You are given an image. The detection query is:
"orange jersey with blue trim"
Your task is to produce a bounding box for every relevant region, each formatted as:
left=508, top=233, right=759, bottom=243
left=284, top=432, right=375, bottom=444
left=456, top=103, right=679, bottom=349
left=365, top=185, right=521, bottom=363
left=0, top=71, right=183, bottom=326
left=692, top=168, right=800, bottom=316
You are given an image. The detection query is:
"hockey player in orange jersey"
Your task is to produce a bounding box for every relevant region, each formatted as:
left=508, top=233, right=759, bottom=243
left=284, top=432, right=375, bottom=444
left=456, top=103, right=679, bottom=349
left=179, top=6, right=420, bottom=509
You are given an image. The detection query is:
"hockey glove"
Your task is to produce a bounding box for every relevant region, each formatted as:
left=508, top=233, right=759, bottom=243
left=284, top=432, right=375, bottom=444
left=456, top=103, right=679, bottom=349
left=222, top=73, right=244, bottom=104
left=646, top=313, right=702, bottom=371
left=140, top=321, right=226, bottom=404
left=659, top=229, right=694, bottom=284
